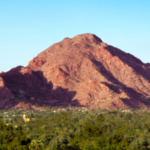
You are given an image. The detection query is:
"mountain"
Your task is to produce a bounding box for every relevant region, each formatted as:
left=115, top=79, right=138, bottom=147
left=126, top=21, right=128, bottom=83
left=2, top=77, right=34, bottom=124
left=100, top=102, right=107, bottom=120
left=1, top=33, right=150, bottom=110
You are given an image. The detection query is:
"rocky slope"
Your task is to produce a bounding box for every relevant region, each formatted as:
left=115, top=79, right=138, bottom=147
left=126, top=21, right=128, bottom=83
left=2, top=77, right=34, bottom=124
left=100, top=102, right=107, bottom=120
left=1, top=33, right=150, bottom=109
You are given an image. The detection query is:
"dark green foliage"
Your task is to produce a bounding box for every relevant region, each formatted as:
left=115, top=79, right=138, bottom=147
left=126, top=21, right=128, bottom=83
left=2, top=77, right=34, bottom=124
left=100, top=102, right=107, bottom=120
left=97, top=114, right=105, bottom=122
left=108, top=134, right=123, bottom=144
left=0, top=146, right=7, bottom=150
left=105, top=145, right=116, bottom=150
left=1, top=108, right=150, bottom=149
left=82, top=120, right=103, bottom=137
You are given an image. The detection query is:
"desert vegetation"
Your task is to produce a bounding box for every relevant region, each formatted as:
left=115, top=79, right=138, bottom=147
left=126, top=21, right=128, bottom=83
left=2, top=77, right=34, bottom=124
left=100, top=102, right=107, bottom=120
left=0, top=107, right=150, bottom=149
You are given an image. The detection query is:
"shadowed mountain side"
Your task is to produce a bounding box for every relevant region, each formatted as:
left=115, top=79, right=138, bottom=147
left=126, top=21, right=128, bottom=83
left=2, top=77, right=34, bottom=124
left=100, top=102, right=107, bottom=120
left=85, top=52, right=145, bottom=99
left=101, top=82, right=121, bottom=94
left=145, top=63, right=150, bottom=71
left=0, top=66, right=84, bottom=109
left=0, top=77, right=14, bottom=108
left=105, top=45, right=150, bottom=82
left=91, top=59, right=144, bottom=99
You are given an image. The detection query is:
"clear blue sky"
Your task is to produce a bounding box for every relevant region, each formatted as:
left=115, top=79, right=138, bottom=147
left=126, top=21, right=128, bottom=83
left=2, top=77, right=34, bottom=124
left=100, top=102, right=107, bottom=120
left=0, top=0, right=150, bottom=72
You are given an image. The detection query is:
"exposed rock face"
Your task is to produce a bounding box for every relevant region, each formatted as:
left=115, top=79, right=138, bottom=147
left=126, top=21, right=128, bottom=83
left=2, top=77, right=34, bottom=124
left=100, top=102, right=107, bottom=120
left=1, top=33, right=150, bottom=109
left=0, top=77, right=5, bottom=88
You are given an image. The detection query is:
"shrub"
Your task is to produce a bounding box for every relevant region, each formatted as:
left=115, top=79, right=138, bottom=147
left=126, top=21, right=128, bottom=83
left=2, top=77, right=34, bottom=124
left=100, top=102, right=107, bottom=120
left=108, top=134, right=123, bottom=144
left=97, top=114, right=105, bottom=122
left=82, top=121, right=103, bottom=137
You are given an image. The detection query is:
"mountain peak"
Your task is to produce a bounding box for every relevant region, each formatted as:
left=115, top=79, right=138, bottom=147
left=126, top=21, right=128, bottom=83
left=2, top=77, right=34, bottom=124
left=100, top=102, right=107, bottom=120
left=72, top=33, right=103, bottom=43
left=1, top=33, right=150, bottom=110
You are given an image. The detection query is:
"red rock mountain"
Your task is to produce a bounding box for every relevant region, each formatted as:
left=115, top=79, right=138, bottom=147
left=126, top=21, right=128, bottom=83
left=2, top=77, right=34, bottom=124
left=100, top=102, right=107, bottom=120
left=1, top=33, right=150, bottom=109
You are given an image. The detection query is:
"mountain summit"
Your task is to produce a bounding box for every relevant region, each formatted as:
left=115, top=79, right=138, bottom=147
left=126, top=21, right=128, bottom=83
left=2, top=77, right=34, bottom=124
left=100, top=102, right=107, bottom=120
left=1, top=33, right=150, bottom=109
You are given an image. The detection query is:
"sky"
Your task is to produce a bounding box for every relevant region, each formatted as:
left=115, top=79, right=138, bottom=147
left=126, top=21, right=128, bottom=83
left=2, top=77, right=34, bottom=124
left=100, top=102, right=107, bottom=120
left=0, top=0, right=150, bottom=72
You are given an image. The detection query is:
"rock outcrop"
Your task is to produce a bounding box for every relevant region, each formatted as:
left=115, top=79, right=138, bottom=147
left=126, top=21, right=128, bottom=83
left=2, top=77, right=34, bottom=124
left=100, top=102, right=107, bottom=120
left=1, top=33, right=150, bottom=109
left=0, top=76, right=14, bottom=108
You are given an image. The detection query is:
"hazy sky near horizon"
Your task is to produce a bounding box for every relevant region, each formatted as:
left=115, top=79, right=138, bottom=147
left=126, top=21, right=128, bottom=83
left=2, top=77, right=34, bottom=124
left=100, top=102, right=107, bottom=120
left=0, top=0, right=150, bottom=72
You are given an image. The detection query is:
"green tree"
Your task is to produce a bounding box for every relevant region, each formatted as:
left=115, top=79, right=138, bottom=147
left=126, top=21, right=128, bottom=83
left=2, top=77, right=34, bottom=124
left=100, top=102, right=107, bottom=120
left=29, top=139, right=44, bottom=150
left=82, top=121, right=103, bottom=137
left=0, top=145, right=7, bottom=150
left=97, top=114, right=105, bottom=122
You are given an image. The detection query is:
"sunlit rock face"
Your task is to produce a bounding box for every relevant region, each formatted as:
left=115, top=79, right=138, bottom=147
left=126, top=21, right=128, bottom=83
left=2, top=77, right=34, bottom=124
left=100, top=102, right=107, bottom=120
left=0, top=77, right=5, bottom=88
left=1, top=33, right=150, bottom=109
